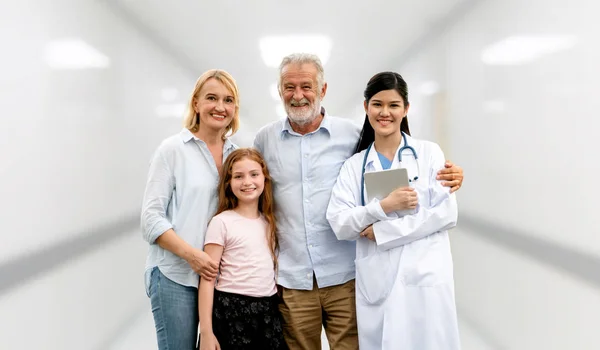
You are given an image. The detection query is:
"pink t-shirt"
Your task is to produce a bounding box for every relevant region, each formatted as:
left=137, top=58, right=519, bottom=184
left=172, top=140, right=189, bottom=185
left=204, top=210, right=277, bottom=297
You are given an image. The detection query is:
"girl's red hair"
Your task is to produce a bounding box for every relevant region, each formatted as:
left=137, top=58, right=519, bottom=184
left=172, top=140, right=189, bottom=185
left=215, top=148, right=279, bottom=270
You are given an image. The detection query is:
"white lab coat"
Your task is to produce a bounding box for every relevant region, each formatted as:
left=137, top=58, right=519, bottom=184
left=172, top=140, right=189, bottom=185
left=326, top=134, right=460, bottom=350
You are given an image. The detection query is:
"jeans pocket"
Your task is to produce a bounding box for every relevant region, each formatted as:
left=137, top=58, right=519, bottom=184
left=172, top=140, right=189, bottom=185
left=147, top=266, right=161, bottom=297
left=355, top=251, right=399, bottom=305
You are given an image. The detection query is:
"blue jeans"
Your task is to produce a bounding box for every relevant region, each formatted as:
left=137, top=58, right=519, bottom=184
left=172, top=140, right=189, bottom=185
left=149, top=267, right=199, bottom=350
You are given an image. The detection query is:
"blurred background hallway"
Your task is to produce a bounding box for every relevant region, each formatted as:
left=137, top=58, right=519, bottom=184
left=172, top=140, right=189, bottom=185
left=1, top=0, right=598, bottom=349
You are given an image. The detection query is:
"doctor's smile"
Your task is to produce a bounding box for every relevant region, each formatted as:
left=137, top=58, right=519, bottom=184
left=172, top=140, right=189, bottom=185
left=375, top=118, right=394, bottom=127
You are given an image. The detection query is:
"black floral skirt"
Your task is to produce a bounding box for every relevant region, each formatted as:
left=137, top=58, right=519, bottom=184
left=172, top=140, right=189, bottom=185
left=212, top=289, right=288, bottom=350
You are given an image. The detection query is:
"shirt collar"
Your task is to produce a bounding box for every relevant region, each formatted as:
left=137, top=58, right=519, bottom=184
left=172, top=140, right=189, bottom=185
left=180, top=128, right=196, bottom=143
left=280, top=106, right=331, bottom=137
left=180, top=128, right=235, bottom=151
left=223, top=137, right=235, bottom=151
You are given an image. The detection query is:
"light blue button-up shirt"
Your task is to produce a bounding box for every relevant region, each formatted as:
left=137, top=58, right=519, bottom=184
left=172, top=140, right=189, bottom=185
left=141, top=128, right=236, bottom=294
left=253, top=109, right=361, bottom=290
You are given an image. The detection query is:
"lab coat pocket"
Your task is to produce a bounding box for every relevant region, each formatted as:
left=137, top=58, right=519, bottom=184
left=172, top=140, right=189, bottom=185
left=401, top=233, right=451, bottom=287
left=355, top=250, right=400, bottom=305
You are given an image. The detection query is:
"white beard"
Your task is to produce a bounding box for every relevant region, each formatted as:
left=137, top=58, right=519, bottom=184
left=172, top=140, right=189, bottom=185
left=285, top=96, right=322, bottom=126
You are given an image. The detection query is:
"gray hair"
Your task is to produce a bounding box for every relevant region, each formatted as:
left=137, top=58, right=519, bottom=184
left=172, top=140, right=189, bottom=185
left=278, top=53, right=325, bottom=91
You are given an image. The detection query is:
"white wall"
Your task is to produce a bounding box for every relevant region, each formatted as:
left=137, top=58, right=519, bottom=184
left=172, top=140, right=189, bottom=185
left=0, top=0, right=195, bottom=348
left=0, top=0, right=195, bottom=261
left=2, top=0, right=599, bottom=349
left=386, top=0, right=600, bottom=348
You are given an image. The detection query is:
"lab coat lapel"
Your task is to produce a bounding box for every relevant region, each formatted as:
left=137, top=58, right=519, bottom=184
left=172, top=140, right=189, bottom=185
left=365, top=145, right=383, bottom=172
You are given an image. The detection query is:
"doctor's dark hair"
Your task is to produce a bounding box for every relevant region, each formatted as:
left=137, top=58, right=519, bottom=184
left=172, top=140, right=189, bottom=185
left=354, top=72, right=411, bottom=154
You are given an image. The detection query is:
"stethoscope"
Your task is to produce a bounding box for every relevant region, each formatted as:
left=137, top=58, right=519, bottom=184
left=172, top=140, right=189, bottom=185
left=360, top=132, right=420, bottom=206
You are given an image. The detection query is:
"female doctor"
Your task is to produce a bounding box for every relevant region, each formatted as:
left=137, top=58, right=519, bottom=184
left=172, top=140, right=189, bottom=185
left=326, top=72, right=460, bottom=350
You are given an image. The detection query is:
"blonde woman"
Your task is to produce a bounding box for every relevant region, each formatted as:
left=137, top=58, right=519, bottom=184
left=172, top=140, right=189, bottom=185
left=141, top=70, right=240, bottom=350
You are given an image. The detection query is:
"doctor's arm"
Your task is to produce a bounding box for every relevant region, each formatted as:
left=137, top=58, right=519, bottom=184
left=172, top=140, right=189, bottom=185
left=326, top=160, right=390, bottom=241
left=373, top=144, right=458, bottom=251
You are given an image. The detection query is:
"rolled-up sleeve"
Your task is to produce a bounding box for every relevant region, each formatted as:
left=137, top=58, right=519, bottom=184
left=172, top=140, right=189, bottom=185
left=141, top=145, right=175, bottom=244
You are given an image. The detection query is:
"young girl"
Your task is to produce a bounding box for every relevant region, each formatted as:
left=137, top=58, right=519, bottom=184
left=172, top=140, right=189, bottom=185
left=326, top=72, right=460, bottom=349
left=198, top=148, right=287, bottom=350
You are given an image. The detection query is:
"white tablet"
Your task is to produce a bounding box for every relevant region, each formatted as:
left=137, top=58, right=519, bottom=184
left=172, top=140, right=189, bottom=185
left=364, top=167, right=410, bottom=203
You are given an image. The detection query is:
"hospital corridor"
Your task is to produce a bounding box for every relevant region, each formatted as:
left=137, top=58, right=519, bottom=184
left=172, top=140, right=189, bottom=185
left=1, top=0, right=599, bottom=349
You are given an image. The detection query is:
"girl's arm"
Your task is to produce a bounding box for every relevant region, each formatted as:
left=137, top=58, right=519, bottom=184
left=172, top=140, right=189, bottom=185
left=198, top=244, right=224, bottom=343
left=326, top=158, right=391, bottom=241
left=373, top=143, right=458, bottom=251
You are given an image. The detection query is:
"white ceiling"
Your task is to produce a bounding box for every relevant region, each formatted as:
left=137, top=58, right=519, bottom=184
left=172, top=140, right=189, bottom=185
left=109, top=0, right=467, bottom=142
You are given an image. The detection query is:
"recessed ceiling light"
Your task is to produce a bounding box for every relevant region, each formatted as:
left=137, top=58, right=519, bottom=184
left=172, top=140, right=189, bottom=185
left=481, top=35, right=577, bottom=65
left=259, top=35, right=332, bottom=68
left=44, top=38, right=110, bottom=69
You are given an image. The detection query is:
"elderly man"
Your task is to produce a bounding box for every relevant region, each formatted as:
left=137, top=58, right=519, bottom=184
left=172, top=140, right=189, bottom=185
left=253, top=53, right=464, bottom=350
